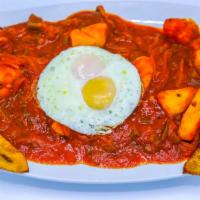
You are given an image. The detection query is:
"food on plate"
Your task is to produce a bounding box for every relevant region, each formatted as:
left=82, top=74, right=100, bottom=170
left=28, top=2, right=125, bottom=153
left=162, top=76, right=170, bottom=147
left=157, top=87, right=197, bottom=116
left=194, top=50, right=200, bottom=73
left=0, top=54, right=25, bottom=98
left=178, top=89, right=200, bottom=141
left=70, top=23, right=108, bottom=47
left=0, top=135, right=28, bottom=173
left=51, top=121, right=71, bottom=137
left=133, top=56, right=154, bottom=94
left=0, top=5, right=200, bottom=173
left=27, top=14, right=43, bottom=30
left=184, top=147, right=200, bottom=175
left=163, top=18, right=199, bottom=44
left=37, top=46, right=141, bottom=134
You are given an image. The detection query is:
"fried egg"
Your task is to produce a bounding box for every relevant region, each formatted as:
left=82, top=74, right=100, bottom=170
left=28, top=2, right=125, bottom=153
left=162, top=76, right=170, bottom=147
left=37, top=46, right=141, bottom=134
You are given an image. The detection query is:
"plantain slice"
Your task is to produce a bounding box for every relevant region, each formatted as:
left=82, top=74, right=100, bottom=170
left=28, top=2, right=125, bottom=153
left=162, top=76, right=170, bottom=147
left=0, top=135, right=29, bottom=173
left=184, top=148, right=200, bottom=175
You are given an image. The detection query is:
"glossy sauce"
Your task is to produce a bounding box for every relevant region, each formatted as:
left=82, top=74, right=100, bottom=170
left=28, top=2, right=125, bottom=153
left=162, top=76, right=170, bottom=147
left=0, top=10, right=199, bottom=168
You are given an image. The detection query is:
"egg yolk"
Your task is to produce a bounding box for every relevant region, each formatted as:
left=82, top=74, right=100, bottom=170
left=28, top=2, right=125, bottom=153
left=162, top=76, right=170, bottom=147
left=82, top=76, right=116, bottom=110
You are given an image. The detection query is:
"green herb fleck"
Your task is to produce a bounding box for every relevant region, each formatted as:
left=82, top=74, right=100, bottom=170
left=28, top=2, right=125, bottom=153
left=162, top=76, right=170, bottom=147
left=122, top=69, right=127, bottom=75
left=63, top=90, right=67, bottom=95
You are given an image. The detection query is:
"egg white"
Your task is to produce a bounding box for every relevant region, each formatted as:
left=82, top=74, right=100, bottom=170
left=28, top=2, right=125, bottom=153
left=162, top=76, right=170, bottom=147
left=37, top=46, right=141, bottom=134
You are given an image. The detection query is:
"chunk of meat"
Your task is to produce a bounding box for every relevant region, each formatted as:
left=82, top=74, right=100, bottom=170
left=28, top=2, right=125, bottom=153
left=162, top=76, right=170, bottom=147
left=194, top=50, right=200, bottom=73
left=178, top=89, right=200, bottom=141
left=27, top=14, right=60, bottom=43
left=0, top=36, right=8, bottom=47
left=163, top=18, right=199, bottom=44
left=0, top=53, right=25, bottom=69
left=0, top=30, right=13, bottom=53
left=51, top=122, right=71, bottom=137
left=157, top=87, right=197, bottom=116
left=27, top=14, right=43, bottom=30
left=0, top=54, right=25, bottom=98
left=70, top=23, right=108, bottom=47
left=191, top=38, right=200, bottom=50
left=0, top=66, right=24, bottom=98
left=133, top=56, right=154, bottom=94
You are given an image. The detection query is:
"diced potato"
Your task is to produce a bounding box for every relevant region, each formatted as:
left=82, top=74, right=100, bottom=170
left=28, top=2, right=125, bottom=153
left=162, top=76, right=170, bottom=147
left=157, top=87, right=197, bottom=116
left=0, top=135, right=28, bottom=173
left=178, top=89, right=200, bottom=141
left=163, top=18, right=199, bottom=44
left=194, top=50, right=200, bottom=73
left=70, top=23, right=108, bottom=47
left=133, top=56, right=154, bottom=93
left=184, top=148, right=200, bottom=175
left=51, top=122, right=70, bottom=137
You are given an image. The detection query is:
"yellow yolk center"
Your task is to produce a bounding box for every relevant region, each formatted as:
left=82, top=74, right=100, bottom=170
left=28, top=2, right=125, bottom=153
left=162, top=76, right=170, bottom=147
left=82, top=76, right=116, bottom=110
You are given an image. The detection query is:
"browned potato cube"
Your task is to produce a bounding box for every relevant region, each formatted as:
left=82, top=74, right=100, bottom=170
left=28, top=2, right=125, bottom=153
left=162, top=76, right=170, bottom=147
left=133, top=56, right=154, bottom=94
left=70, top=23, right=108, bottom=47
left=178, top=89, right=200, bottom=141
left=157, top=87, right=197, bottom=116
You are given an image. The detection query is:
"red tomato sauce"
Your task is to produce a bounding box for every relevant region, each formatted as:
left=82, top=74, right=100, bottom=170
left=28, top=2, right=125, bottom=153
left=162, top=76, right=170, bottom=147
left=0, top=9, right=199, bottom=168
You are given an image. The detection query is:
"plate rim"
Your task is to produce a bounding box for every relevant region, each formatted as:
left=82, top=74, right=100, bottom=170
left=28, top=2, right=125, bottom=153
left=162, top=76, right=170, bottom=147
left=21, top=162, right=187, bottom=184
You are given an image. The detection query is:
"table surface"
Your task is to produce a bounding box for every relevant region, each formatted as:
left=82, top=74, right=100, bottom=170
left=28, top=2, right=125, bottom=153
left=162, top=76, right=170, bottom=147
left=0, top=0, right=200, bottom=199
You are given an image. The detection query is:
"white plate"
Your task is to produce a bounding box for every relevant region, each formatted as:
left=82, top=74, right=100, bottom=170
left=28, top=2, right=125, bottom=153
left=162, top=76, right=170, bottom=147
left=0, top=1, right=198, bottom=184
